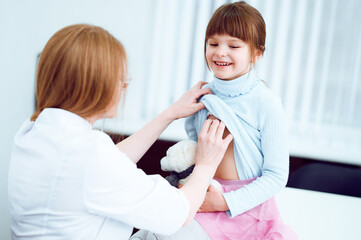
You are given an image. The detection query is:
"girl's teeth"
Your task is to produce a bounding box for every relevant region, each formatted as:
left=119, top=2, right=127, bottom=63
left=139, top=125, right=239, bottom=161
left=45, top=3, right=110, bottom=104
left=215, top=62, right=231, bottom=66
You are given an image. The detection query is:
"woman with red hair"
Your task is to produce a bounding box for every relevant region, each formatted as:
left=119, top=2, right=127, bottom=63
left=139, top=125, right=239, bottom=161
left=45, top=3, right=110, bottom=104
left=8, top=24, right=232, bottom=240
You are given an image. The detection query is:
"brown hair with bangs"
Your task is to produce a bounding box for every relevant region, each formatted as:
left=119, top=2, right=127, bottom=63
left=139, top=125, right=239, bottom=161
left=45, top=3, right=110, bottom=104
left=205, top=1, right=266, bottom=67
left=31, top=24, right=128, bottom=121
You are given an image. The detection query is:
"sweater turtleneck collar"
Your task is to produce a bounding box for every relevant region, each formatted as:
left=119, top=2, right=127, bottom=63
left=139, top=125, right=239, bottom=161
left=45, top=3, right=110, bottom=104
left=212, top=69, right=259, bottom=97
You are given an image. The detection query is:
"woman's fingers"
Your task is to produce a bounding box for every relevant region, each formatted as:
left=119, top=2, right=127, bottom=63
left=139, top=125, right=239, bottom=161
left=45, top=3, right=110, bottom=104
left=196, top=118, right=233, bottom=167
left=193, top=102, right=206, bottom=111
left=168, top=81, right=213, bottom=120
left=200, top=119, right=229, bottom=141
left=215, top=121, right=233, bottom=149
left=223, top=133, right=233, bottom=145
left=199, top=119, right=212, bottom=138
left=197, top=87, right=212, bottom=97
left=191, top=81, right=212, bottom=98
left=208, top=119, right=220, bottom=136
left=215, top=121, right=226, bottom=139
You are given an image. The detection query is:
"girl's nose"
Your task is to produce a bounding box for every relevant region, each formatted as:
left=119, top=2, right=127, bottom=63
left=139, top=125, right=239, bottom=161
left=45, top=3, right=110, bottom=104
left=215, top=46, right=227, bottom=57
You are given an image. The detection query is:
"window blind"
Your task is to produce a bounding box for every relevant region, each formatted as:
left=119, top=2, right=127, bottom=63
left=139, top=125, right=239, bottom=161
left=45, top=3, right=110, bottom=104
left=102, top=0, right=361, bottom=165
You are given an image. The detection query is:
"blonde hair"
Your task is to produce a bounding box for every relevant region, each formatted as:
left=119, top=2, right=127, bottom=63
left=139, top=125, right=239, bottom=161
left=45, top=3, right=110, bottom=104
left=205, top=1, right=266, bottom=67
left=31, top=24, right=128, bottom=121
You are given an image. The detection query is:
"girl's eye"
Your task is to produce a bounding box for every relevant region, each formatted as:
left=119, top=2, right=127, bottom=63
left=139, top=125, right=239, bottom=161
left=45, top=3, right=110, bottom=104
left=230, top=46, right=240, bottom=48
left=209, top=43, right=218, bottom=47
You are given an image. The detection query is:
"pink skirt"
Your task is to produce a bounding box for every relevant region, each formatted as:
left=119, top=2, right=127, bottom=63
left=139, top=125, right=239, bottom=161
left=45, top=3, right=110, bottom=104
left=195, top=178, right=297, bottom=240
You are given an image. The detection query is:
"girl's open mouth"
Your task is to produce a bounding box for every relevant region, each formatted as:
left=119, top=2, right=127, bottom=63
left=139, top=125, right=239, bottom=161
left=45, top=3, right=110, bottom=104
left=214, top=61, right=232, bottom=66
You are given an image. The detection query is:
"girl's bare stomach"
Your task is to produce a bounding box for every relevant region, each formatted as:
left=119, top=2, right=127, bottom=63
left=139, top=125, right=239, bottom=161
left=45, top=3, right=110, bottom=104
left=207, top=115, right=239, bottom=180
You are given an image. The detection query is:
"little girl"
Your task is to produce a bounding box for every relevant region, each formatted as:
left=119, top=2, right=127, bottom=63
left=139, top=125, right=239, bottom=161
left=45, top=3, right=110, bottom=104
left=184, top=1, right=297, bottom=239
left=132, top=1, right=297, bottom=239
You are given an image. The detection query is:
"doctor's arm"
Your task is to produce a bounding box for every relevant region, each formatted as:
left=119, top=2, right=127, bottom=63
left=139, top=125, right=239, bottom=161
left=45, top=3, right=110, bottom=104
left=180, top=119, right=233, bottom=224
left=116, top=81, right=211, bottom=164
left=84, top=120, right=232, bottom=234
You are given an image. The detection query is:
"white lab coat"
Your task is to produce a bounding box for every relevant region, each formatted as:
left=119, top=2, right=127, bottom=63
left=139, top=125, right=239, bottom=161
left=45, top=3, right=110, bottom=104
left=8, top=108, right=189, bottom=240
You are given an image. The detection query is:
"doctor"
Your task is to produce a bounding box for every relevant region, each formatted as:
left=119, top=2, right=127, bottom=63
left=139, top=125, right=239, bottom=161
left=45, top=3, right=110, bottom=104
left=8, top=24, right=233, bottom=240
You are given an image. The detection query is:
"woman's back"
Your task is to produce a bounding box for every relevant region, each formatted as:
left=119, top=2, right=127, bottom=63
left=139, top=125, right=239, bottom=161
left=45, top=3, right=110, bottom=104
left=9, top=108, right=192, bottom=239
left=8, top=108, right=130, bottom=239
left=10, top=109, right=106, bottom=239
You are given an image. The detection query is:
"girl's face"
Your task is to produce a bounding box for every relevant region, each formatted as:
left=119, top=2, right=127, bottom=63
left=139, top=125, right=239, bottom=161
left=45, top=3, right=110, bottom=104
left=206, top=34, right=256, bottom=80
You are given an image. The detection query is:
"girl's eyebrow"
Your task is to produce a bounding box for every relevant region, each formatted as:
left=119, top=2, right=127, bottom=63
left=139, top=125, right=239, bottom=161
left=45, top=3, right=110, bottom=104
left=228, top=40, right=246, bottom=45
left=208, top=37, right=245, bottom=44
left=228, top=38, right=244, bottom=43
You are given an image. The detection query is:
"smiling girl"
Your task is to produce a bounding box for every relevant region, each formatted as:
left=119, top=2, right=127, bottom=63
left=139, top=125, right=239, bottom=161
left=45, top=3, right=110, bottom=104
left=183, top=1, right=297, bottom=239
left=206, top=34, right=257, bottom=80
left=132, top=1, right=297, bottom=239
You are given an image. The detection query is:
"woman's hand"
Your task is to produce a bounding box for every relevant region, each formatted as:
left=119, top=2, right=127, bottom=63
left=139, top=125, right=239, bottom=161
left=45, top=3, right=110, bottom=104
left=195, top=119, right=233, bottom=169
left=194, top=120, right=231, bottom=213
left=198, top=185, right=229, bottom=212
left=166, top=81, right=212, bottom=120
left=179, top=119, right=232, bottom=224
left=116, top=82, right=210, bottom=163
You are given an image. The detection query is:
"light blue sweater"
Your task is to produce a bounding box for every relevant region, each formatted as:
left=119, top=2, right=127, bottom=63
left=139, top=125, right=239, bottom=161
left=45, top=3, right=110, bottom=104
left=185, top=70, right=289, bottom=217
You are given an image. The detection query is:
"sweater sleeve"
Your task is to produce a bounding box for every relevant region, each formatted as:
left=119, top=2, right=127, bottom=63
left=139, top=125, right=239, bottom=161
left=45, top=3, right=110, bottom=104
left=223, top=98, right=289, bottom=217
left=185, top=113, right=199, bottom=141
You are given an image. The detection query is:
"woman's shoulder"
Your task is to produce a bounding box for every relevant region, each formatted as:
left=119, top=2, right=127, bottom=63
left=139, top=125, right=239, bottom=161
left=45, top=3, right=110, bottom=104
left=89, top=129, right=114, bottom=143
left=86, top=130, right=134, bottom=171
left=87, top=129, right=127, bottom=158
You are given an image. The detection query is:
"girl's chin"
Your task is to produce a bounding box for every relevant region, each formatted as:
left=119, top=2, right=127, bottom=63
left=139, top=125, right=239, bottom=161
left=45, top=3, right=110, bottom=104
left=214, top=74, right=233, bottom=80
left=212, top=70, right=234, bottom=80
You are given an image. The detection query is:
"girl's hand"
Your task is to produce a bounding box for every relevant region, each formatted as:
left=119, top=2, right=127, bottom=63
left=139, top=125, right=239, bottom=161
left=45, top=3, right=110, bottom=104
left=198, top=185, right=229, bottom=212
left=167, top=81, right=212, bottom=120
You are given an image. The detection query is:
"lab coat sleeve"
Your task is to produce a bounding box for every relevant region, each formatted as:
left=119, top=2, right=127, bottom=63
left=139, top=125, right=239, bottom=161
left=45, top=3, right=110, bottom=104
left=83, top=132, right=189, bottom=235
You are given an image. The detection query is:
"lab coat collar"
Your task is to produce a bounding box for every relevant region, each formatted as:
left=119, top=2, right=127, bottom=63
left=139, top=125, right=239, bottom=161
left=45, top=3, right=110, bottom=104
left=36, top=108, right=92, bottom=131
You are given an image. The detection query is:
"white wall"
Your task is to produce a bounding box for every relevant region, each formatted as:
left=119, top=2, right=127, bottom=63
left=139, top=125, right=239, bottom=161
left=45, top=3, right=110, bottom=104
left=0, top=1, right=149, bottom=238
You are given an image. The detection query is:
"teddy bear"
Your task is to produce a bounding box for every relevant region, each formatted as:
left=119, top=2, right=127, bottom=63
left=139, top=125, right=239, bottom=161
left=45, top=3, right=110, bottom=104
left=160, top=139, right=223, bottom=192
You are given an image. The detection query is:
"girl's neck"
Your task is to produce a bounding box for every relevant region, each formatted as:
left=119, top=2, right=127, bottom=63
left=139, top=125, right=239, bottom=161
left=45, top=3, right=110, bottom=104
left=213, top=69, right=259, bottom=97
left=221, top=70, right=250, bottom=81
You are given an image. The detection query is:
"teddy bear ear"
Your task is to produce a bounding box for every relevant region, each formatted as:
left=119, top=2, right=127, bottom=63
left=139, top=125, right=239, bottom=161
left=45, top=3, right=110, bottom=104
left=160, top=156, right=170, bottom=171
